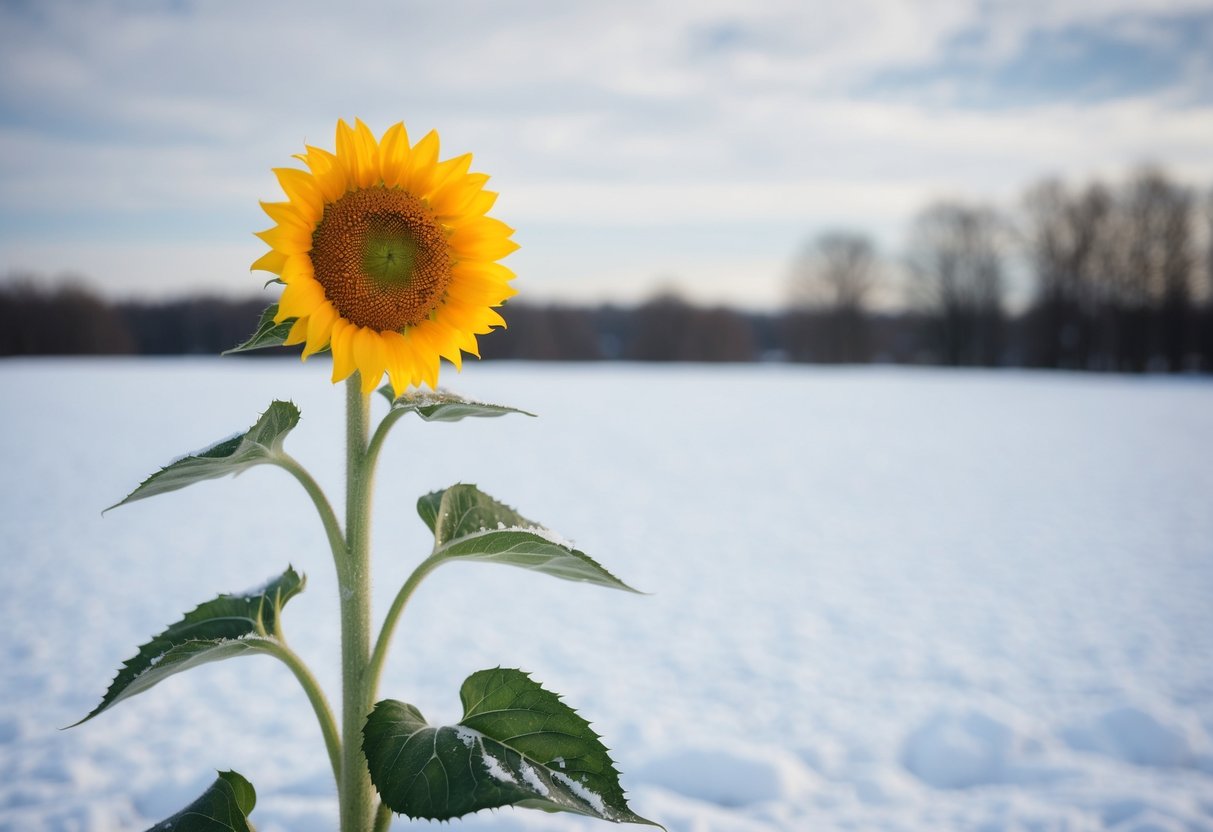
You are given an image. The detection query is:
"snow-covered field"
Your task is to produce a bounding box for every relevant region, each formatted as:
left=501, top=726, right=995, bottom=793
left=2, top=359, right=1212, bottom=832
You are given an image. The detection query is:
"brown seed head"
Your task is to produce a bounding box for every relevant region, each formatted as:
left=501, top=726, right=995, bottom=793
left=311, top=186, right=452, bottom=330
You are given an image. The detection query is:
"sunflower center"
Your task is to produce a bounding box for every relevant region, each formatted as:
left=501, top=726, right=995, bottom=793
left=311, top=186, right=452, bottom=331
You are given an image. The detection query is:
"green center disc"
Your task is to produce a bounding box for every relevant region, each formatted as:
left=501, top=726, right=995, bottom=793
left=362, top=232, right=419, bottom=288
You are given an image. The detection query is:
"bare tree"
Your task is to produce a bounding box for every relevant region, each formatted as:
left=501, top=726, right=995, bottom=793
left=0, top=275, right=134, bottom=355
left=905, top=202, right=1008, bottom=366
left=786, top=231, right=878, bottom=363
left=627, top=291, right=756, bottom=362
left=1100, top=167, right=1196, bottom=371
left=1204, top=189, right=1213, bottom=370
left=1022, top=179, right=1112, bottom=368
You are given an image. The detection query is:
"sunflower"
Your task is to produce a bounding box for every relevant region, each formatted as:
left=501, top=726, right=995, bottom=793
left=252, top=119, right=517, bottom=395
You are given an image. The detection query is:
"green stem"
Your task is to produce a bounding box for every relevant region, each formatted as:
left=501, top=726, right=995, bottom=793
left=372, top=801, right=393, bottom=832
left=365, top=408, right=407, bottom=484
left=339, top=376, right=376, bottom=832
left=259, top=639, right=342, bottom=784
left=273, top=452, right=346, bottom=566
left=367, top=553, right=441, bottom=699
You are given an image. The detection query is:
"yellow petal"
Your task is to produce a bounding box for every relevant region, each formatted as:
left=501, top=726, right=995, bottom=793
left=378, top=122, right=411, bottom=187
left=451, top=260, right=515, bottom=283
left=280, top=254, right=315, bottom=285
left=353, top=118, right=380, bottom=188
left=429, top=172, right=489, bottom=218
left=449, top=263, right=517, bottom=302
left=250, top=249, right=287, bottom=274
left=300, top=144, right=347, bottom=202
left=419, top=152, right=472, bottom=201
left=259, top=201, right=312, bottom=231
left=278, top=277, right=326, bottom=319
left=452, top=216, right=515, bottom=241
left=446, top=277, right=517, bottom=306
left=379, top=331, right=414, bottom=396
left=284, top=316, right=309, bottom=346
left=449, top=218, right=519, bottom=261
left=273, top=168, right=324, bottom=219
left=440, top=307, right=487, bottom=353
left=430, top=317, right=476, bottom=367
left=353, top=327, right=387, bottom=393
left=442, top=190, right=499, bottom=227
left=404, top=325, right=441, bottom=389
left=302, top=301, right=338, bottom=359
left=330, top=319, right=358, bottom=383
left=335, top=119, right=360, bottom=185
left=401, top=130, right=440, bottom=195
left=254, top=224, right=312, bottom=255
left=390, top=330, right=425, bottom=389
left=440, top=301, right=506, bottom=333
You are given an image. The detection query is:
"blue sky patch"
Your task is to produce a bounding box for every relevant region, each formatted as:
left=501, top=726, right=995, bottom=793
left=862, top=10, right=1213, bottom=108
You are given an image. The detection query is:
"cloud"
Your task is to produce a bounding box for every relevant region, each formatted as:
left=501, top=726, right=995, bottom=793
left=864, top=5, right=1213, bottom=107
left=1, top=0, right=1211, bottom=306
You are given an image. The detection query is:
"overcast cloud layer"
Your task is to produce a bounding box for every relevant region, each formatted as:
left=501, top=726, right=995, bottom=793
left=1, top=0, right=1211, bottom=308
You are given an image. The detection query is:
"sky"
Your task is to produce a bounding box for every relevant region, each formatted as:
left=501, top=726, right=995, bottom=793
left=1, top=0, right=1212, bottom=310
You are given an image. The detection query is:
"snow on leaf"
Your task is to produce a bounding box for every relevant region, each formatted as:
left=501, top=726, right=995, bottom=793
left=363, top=668, right=661, bottom=827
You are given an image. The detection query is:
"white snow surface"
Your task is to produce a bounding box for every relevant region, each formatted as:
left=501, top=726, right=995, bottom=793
left=1, top=359, right=1212, bottom=831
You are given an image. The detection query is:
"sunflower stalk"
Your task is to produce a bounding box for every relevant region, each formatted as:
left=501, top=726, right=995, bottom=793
left=339, top=376, right=377, bottom=832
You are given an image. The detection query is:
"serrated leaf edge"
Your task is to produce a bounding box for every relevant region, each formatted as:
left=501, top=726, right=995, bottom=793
left=106, top=401, right=300, bottom=512
left=419, top=484, right=643, bottom=593
left=433, top=527, right=641, bottom=593
left=71, top=567, right=304, bottom=726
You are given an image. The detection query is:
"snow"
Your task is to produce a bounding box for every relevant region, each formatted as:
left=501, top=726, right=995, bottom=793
left=519, top=762, right=550, bottom=797
left=899, top=705, right=1049, bottom=789
left=1, top=359, right=1212, bottom=831
left=482, top=753, right=518, bottom=786
left=552, top=771, right=608, bottom=816
left=503, top=524, right=577, bottom=549
left=1061, top=705, right=1204, bottom=769
left=454, top=725, right=478, bottom=748
left=634, top=746, right=818, bottom=807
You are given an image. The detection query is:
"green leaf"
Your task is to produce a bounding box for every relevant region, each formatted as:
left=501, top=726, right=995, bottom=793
left=144, top=770, right=257, bottom=832
left=222, top=303, right=300, bottom=355
left=109, top=401, right=300, bottom=510
left=417, top=485, right=638, bottom=592
left=363, top=668, right=660, bottom=827
left=376, top=386, right=535, bottom=422
left=74, top=567, right=304, bottom=725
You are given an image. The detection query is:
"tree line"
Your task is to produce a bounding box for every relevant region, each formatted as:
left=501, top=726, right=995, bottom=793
left=787, top=166, right=1213, bottom=371
left=0, top=282, right=266, bottom=356
left=3, top=166, right=1210, bottom=371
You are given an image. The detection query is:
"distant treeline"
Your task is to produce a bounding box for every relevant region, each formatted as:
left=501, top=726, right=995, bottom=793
left=3, top=166, right=1211, bottom=371
left=4, top=281, right=1210, bottom=372
left=0, top=282, right=266, bottom=356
